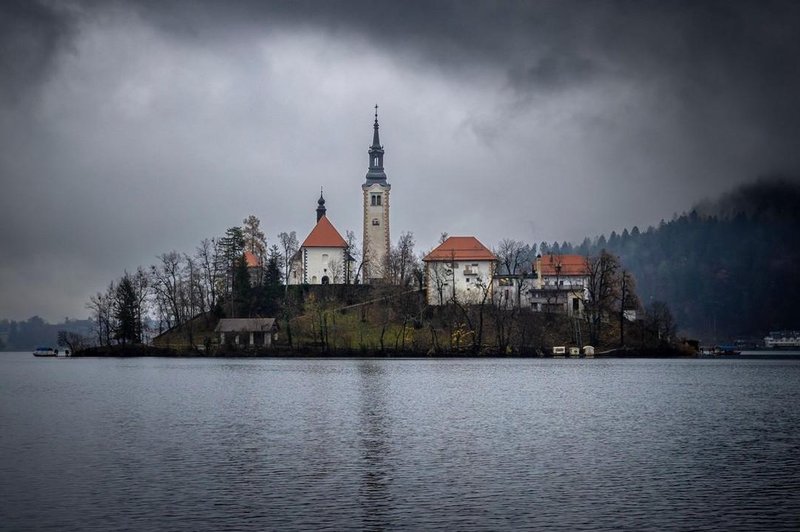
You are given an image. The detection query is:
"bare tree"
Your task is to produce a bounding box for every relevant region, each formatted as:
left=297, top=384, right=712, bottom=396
left=151, top=251, right=185, bottom=330
left=278, top=231, right=298, bottom=292
left=57, top=330, right=90, bottom=353
left=327, top=257, right=343, bottom=284
left=645, top=300, right=676, bottom=345
left=396, top=231, right=417, bottom=286
left=87, top=282, right=115, bottom=346
left=618, top=269, right=639, bottom=346
left=496, top=238, right=527, bottom=276
left=196, top=237, right=222, bottom=318
left=242, top=214, right=267, bottom=257
left=345, top=230, right=359, bottom=284
left=584, top=250, right=621, bottom=346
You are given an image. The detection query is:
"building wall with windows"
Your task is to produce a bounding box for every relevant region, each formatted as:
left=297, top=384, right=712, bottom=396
left=362, top=183, right=390, bottom=281
left=423, top=236, right=496, bottom=306
left=289, top=247, right=351, bottom=285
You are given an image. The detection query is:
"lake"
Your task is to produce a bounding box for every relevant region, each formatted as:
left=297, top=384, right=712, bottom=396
left=1, top=352, right=799, bottom=530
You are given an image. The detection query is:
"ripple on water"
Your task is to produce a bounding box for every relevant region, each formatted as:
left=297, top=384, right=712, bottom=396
left=0, top=356, right=799, bottom=531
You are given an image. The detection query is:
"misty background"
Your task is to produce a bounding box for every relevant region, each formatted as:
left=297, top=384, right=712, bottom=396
left=2, top=0, right=800, bottom=322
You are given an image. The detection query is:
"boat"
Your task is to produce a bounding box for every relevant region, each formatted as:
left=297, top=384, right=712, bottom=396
left=699, top=345, right=741, bottom=357
left=33, top=347, right=58, bottom=357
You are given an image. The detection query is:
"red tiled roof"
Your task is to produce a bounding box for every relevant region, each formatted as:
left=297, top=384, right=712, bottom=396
left=301, top=215, right=348, bottom=248
left=423, top=236, right=496, bottom=262
left=244, top=251, right=260, bottom=268
left=538, top=254, right=589, bottom=276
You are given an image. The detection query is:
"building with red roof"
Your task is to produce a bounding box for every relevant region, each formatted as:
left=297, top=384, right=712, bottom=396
left=243, top=250, right=263, bottom=286
left=494, top=254, right=591, bottom=314
left=288, top=191, right=354, bottom=285
left=529, top=254, right=590, bottom=314
left=423, top=236, right=496, bottom=305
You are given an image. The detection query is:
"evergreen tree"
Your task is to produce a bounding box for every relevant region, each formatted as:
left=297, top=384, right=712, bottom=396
left=265, top=245, right=283, bottom=287
left=114, top=275, right=139, bottom=345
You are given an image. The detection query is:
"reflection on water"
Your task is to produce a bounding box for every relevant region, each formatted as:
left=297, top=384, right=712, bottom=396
left=1, top=354, right=799, bottom=531
left=356, top=360, right=393, bottom=529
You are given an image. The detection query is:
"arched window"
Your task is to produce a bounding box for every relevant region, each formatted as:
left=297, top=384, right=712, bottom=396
left=322, top=276, right=330, bottom=285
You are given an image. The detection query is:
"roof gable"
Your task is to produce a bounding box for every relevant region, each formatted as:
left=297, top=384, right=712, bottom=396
left=244, top=251, right=261, bottom=268
left=301, top=215, right=348, bottom=248
left=423, top=236, right=495, bottom=262
left=538, top=254, right=590, bottom=276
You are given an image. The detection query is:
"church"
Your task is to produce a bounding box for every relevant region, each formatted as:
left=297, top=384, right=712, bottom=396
left=289, top=106, right=391, bottom=285
left=288, top=191, right=353, bottom=285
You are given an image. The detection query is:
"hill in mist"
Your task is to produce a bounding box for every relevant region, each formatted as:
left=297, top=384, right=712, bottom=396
left=577, top=177, right=800, bottom=342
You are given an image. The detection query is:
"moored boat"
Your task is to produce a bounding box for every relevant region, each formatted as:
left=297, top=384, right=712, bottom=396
left=32, top=347, right=58, bottom=357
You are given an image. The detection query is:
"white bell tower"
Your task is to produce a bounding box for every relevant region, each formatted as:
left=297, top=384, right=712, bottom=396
left=362, top=105, right=391, bottom=283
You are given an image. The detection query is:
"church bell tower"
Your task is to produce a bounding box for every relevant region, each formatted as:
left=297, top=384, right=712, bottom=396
left=362, top=105, right=391, bottom=282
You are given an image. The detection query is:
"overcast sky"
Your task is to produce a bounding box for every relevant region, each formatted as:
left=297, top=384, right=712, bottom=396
left=2, top=0, right=800, bottom=321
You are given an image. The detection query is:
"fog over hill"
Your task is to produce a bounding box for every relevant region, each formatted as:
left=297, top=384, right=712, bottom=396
left=578, top=178, right=800, bottom=341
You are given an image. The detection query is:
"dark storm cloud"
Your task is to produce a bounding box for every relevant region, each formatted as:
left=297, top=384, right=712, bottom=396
left=2, top=0, right=800, bottom=321
left=123, top=0, right=800, bottom=153
left=0, top=0, right=78, bottom=105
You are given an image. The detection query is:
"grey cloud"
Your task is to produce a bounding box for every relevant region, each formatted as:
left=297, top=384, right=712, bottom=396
left=0, top=0, right=78, bottom=106
left=2, top=1, right=800, bottom=321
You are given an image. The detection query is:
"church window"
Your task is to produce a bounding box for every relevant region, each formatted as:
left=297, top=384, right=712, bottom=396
left=371, top=194, right=382, bottom=206
left=372, top=218, right=379, bottom=226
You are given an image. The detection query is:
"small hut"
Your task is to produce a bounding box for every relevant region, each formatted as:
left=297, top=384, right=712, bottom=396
left=215, top=318, right=278, bottom=348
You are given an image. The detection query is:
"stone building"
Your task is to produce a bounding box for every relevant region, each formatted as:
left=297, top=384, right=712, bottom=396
left=362, top=105, right=391, bottom=283
left=215, top=318, right=278, bottom=348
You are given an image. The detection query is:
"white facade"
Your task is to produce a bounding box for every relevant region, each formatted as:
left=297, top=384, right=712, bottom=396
left=493, top=275, right=537, bottom=309
left=289, top=247, right=350, bottom=285
left=425, top=259, right=495, bottom=306
left=494, top=255, right=591, bottom=314
left=362, top=183, right=390, bottom=282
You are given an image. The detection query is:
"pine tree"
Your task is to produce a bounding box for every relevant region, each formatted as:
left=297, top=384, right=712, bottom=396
left=114, top=275, right=139, bottom=345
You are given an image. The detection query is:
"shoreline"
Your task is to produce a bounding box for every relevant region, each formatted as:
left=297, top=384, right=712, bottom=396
left=68, top=344, right=698, bottom=359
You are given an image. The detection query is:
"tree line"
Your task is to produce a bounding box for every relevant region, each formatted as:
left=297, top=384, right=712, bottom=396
left=576, top=178, right=800, bottom=341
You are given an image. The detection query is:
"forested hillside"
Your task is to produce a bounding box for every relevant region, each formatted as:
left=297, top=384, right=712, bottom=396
left=578, top=179, right=800, bottom=341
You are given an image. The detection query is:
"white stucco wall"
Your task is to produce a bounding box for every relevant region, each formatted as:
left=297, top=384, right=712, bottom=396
left=425, top=259, right=494, bottom=305
left=288, top=247, right=349, bottom=285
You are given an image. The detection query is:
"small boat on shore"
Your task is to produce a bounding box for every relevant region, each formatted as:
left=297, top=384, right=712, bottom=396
left=33, top=347, right=58, bottom=357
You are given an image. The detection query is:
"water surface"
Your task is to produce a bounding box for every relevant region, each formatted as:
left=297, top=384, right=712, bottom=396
left=1, top=353, right=798, bottom=530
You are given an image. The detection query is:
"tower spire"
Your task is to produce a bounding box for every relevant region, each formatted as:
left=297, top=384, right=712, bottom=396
left=372, top=104, right=380, bottom=147
left=316, top=187, right=326, bottom=222
left=366, top=104, right=387, bottom=182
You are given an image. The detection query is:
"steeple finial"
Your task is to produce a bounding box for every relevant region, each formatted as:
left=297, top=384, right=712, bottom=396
left=316, top=188, right=327, bottom=222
